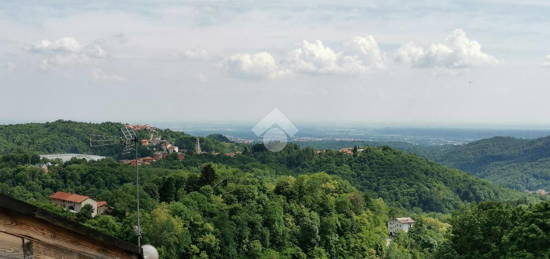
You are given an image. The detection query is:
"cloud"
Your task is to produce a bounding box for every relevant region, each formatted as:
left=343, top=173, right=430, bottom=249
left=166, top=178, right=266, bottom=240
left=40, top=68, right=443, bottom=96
left=288, top=36, right=384, bottom=75
left=345, top=36, right=385, bottom=70
left=181, top=48, right=210, bottom=60
left=28, top=37, right=106, bottom=70
left=543, top=55, right=550, bottom=67
left=223, top=52, right=289, bottom=79
left=30, top=37, right=82, bottom=53
left=288, top=40, right=341, bottom=74
left=395, top=29, right=498, bottom=69
left=224, top=35, right=385, bottom=79
left=92, top=69, right=126, bottom=82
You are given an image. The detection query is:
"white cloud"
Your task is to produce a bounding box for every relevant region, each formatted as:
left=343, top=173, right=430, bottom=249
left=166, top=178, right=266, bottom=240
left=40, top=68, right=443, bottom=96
left=30, top=37, right=82, bottom=53
left=288, top=36, right=384, bottom=75
left=223, top=36, right=385, bottom=79
left=28, top=37, right=106, bottom=70
left=543, top=55, right=550, bottom=67
left=288, top=40, right=341, bottom=74
left=395, top=29, right=498, bottom=69
left=223, top=52, right=289, bottom=79
left=344, top=36, right=385, bottom=69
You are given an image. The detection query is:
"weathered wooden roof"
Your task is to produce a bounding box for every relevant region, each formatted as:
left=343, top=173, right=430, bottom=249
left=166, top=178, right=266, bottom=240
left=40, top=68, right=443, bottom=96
left=0, top=194, right=141, bottom=256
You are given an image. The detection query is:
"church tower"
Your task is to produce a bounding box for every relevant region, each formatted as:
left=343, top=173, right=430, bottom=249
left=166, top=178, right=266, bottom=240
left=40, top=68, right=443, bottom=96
left=194, top=137, right=202, bottom=154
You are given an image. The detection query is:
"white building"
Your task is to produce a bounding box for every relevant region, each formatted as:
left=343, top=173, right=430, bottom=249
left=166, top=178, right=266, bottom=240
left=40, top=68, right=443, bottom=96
left=166, top=144, right=179, bottom=153
left=49, top=192, right=108, bottom=217
left=40, top=154, right=106, bottom=163
left=388, top=217, right=415, bottom=236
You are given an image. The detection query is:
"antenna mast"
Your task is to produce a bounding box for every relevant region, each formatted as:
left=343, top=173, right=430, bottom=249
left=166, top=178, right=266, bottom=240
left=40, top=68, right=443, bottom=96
left=90, top=125, right=143, bottom=248
left=135, top=137, right=141, bottom=248
left=120, top=126, right=142, bottom=248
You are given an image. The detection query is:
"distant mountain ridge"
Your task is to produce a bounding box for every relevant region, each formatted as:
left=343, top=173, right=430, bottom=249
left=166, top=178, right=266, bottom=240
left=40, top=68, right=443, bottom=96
left=428, top=135, right=550, bottom=191
left=0, top=120, right=241, bottom=157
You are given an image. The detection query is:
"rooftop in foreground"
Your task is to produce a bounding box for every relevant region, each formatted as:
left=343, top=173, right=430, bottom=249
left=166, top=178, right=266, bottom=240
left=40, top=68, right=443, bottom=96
left=0, top=194, right=141, bottom=258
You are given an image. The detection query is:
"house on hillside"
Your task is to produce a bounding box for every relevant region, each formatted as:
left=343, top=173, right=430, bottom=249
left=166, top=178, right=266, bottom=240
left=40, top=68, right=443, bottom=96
left=127, top=124, right=155, bottom=131
left=388, top=217, right=415, bottom=236
left=223, top=151, right=242, bottom=157
left=141, top=157, right=155, bottom=165
left=34, top=162, right=51, bottom=173
left=96, top=201, right=110, bottom=215
left=141, top=139, right=150, bottom=146
left=339, top=148, right=354, bottom=155
left=49, top=192, right=108, bottom=217
left=166, top=144, right=179, bottom=153
left=153, top=151, right=168, bottom=160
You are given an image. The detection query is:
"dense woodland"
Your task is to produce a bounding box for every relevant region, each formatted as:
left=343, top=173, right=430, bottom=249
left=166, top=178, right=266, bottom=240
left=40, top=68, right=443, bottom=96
left=0, top=121, right=549, bottom=258
left=425, top=136, right=550, bottom=192
left=298, top=135, right=550, bottom=193
left=0, top=157, right=415, bottom=258
left=157, top=144, right=529, bottom=213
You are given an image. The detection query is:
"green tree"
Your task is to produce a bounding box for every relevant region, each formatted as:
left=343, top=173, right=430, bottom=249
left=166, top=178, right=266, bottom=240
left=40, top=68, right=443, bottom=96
left=503, top=201, right=550, bottom=258
left=77, top=204, right=94, bottom=221
left=143, top=204, right=189, bottom=258
left=200, top=164, right=217, bottom=186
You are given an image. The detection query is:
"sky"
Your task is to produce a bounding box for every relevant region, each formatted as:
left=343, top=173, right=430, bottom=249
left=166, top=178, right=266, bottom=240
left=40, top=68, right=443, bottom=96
left=1, top=0, right=550, bottom=127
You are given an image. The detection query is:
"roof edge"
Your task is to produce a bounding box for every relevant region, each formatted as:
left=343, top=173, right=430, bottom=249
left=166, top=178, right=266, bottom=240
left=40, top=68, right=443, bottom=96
left=0, top=194, right=141, bottom=256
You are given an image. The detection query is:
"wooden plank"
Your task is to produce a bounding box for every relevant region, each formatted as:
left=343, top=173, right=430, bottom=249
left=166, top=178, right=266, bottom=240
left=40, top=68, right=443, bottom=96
left=0, top=209, right=137, bottom=259
left=0, top=232, right=24, bottom=259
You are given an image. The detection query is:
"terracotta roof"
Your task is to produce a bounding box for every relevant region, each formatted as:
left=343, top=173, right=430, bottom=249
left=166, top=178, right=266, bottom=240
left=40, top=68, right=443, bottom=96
left=49, top=192, right=90, bottom=203
left=97, top=201, right=108, bottom=207
left=395, top=217, right=415, bottom=224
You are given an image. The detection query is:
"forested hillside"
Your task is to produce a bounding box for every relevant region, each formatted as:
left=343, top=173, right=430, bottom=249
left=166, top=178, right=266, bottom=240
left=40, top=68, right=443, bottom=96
left=0, top=157, right=401, bottom=258
left=296, top=140, right=446, bottom=158
left=156, top=144, right=528, bottom=213
left=429, top=136, right=550, bottom=191
left=0, top=120, right=242, bottom=157
left=0, top=121, right=546, bottom=258
left=1, top=150, right=543, bottom=258
left=0, top=121, right=530, bottom=212
left=435, top=200, right=550, bottom=258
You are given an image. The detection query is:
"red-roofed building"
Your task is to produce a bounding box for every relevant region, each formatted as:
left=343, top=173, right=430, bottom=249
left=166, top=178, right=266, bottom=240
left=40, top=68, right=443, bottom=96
left=153, top=151, right=168, bottom=161
left=141, top=157, right=155, bottom=165
left=127, top=124, right=155, bottom=131
left=339, top=148, right=354, bottom=155
left=177, top=152, right=185, bottom=160
left=49, top=192, right=106, bottom=217
left=223, top=152, right=241, bottom=157
left=96, top=201, right=109, bottom=214
left=50, top=192, right=89, bottom=203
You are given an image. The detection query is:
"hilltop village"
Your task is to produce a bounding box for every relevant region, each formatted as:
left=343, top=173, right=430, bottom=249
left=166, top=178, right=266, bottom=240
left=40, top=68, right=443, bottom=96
left=118, top=124, right=241, bottom=166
